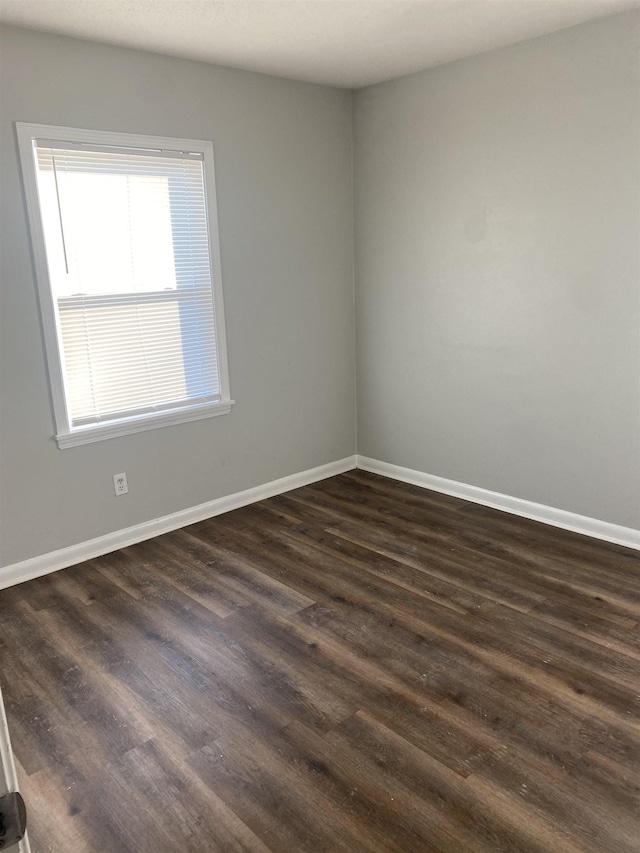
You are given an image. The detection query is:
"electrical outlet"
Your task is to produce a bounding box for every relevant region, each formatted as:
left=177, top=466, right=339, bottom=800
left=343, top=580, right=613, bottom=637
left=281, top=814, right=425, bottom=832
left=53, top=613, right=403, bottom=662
left=113, top=473, right=128, bottom=496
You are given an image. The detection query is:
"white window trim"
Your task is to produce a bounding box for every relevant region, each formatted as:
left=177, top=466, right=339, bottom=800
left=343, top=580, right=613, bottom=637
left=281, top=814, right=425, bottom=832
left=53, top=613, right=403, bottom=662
left=16, top=123, right=234, bottom=449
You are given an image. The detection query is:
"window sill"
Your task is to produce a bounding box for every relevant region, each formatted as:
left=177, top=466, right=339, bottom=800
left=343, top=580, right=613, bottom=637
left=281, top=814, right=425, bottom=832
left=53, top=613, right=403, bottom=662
left=55, top=399, right=235, bottom=448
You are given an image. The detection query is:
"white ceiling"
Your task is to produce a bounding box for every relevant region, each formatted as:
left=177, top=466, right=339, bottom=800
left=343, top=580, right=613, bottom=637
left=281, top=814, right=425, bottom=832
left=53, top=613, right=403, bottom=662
left=0, top=0, right=637, bottom=88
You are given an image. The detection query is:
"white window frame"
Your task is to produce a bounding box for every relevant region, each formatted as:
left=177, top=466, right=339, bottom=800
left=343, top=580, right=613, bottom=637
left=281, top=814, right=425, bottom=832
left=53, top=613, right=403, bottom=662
left=16, top=123, right=233, bottom=449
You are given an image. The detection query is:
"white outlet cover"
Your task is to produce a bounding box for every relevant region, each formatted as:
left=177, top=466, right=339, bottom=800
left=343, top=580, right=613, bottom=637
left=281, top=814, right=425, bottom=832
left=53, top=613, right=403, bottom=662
left=113, top=473, right=128, bottom=495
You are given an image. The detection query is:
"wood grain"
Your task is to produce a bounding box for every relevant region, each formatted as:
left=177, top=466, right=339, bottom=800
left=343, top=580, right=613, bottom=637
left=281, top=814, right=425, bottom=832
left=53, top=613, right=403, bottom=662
left=0, top=470, right=638, bottom=852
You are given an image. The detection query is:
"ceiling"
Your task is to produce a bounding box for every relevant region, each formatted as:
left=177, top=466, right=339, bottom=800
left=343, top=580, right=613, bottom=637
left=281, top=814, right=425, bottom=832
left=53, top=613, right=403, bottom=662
left=0, top=0, right=637, bottom=88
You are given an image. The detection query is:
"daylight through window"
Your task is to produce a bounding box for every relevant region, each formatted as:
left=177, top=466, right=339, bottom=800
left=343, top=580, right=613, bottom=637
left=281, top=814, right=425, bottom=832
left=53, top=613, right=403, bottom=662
left=17, top=125, right=232, bottom=447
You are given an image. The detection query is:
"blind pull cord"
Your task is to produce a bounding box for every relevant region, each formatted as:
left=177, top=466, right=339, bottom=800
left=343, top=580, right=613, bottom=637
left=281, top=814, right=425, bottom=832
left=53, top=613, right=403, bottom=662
left=51, top=155, right=69, bottom=274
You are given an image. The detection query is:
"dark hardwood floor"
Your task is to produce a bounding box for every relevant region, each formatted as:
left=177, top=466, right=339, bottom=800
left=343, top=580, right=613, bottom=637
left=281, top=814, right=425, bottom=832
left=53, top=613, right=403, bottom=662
left=1, top=470, right=639, bottom=852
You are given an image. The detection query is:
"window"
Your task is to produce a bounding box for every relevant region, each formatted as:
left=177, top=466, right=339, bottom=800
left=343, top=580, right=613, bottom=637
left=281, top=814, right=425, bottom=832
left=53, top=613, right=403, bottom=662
left=17, top=124, right=232, bottom=448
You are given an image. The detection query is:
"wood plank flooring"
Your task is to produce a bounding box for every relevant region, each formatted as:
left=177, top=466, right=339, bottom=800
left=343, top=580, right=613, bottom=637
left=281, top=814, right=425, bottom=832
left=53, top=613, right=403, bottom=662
left=0, top=470, right=639, bottom=852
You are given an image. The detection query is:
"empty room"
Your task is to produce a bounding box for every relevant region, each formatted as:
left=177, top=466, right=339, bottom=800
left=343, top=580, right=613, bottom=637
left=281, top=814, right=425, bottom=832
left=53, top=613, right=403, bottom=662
left=0, top=0, right=639, bottom=851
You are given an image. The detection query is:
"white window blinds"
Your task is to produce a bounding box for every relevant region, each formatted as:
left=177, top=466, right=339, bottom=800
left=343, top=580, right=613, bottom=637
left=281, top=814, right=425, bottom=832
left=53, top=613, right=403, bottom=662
left=33, top=140, right=222, bottom=429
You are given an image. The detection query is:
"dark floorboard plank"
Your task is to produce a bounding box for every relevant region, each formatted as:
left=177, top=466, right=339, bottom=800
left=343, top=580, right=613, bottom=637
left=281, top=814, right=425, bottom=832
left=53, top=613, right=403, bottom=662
left=261, top=497, right=640, bottom=640
left=293, top=601, right=640, bottom=779
left=303, top=474, right=640, bottom=595
left=201, top=511, right=640, bottom=728
left=468, top=737, right=640, bottom=853
left=0, top=471, right=638, bottom=852
left=191, top=725, right=406, bottom=853
left=317, top=508, right=640, bottom=618
left=319, top=712, right=572, bottom=853
left=343, top=470, right=639, bottom=570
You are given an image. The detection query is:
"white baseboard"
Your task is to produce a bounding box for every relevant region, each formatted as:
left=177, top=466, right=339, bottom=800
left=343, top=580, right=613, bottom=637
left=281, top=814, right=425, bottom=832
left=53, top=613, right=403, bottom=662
left=0, top=456, right=357, bottom=591
left=356, top=456, right=640, bottom=552
left=3, top=452, right=636, bottom=591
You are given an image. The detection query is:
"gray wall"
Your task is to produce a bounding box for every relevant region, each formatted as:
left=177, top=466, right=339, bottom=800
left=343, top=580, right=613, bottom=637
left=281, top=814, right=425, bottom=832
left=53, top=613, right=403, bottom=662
left=2, top=12, right=638, bottom=569
left=0, top=26, right=356, bottom=567
left=354, top=11, right=640, bottom=529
